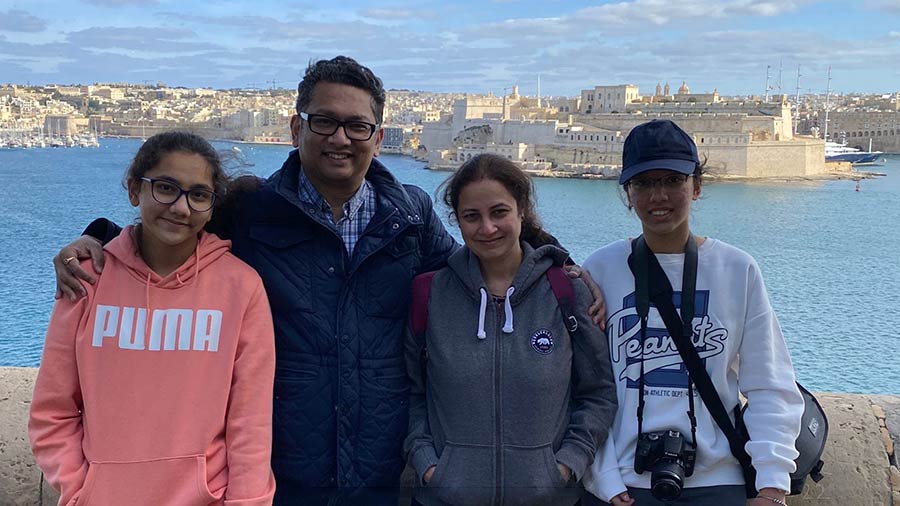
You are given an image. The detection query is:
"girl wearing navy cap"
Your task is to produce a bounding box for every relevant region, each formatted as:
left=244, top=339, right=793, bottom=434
left=581, top=120, right=805, bottom=506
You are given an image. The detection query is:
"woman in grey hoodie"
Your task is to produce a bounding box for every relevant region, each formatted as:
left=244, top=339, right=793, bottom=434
left=404, top=154, right=618, bottom=506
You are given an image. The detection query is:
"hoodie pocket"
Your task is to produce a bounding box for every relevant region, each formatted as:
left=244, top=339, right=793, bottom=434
left=76, top=455, right=218, bottom=506
left=427, top=443, right=494, bottom=506
left=502, top=444, right=572, bottom=506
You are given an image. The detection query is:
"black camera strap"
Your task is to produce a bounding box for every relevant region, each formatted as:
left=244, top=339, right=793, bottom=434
left=628, top=234, right=758, bottom=497
left=629, top=235, right=699, bottom=448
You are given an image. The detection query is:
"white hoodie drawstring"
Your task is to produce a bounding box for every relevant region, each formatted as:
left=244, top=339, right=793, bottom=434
left=502, top=286, right=515, bottom=333
left=476, top=288, right=488, bottom=340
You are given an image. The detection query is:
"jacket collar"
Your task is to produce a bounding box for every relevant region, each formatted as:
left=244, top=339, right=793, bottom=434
left=271, top=149, right=423, bottom=222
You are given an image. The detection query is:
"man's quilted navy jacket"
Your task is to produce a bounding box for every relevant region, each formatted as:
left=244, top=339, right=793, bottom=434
left=228, top=151, right=457, bottom=500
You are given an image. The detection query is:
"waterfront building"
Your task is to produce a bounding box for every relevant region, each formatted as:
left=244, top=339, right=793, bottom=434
left=823, top=111, right=900, bottom=153
left=43, top=115, right=79, bottom=137
left=0, top=86, right=19, bottom=99
left=92, top=86, right=125, bottom=101
left=382, top=126, right=404, bottom=150
left=579, top=84, right=639, bottom=114
left=421, top=84, right=826, bottom=178
left=451, top=95, right=504, bottom=136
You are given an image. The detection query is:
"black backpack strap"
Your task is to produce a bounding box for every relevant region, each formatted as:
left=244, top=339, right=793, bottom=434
left=629, top=235, right=758, bottom=498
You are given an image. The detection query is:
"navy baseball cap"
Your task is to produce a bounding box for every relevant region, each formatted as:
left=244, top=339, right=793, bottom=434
left=619, top=119, right=699, bottom=184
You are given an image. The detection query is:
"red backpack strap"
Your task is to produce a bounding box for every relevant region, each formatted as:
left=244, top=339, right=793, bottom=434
left=410, top=271, right=438, bottom=336
left=546, top=266, right=579, bottom=334
left=410, top=271, right=437, bottom=381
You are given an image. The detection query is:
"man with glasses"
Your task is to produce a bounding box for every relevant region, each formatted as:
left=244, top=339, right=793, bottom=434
left=54, top=56, right=457, bottom=506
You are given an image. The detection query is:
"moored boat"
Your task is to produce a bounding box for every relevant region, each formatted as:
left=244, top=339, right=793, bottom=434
left=825, top=141, right=883, bottom=165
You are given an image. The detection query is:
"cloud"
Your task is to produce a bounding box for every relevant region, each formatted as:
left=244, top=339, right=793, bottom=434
left=864, top=0, right=900, bottom=15
left=723, top=1, right=811, bottom=16
left=0, top=9, right=47, bottom=32
left=66, top=26, right=221, bottom=53
left=1, top=0, right=897, bottom=94
left=359, top=8, right=436, bottom=20
left=82, top=0, right=157, bottom=6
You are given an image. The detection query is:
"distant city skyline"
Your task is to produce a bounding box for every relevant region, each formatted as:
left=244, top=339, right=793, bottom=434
left=1, top=0, right=899, bottom=97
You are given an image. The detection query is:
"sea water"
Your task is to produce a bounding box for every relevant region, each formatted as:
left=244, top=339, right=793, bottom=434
left=1, top=139, right=897, bottom=394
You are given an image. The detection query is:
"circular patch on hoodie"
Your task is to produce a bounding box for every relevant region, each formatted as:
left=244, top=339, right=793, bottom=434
left=531, top=328, right=554, bottom=354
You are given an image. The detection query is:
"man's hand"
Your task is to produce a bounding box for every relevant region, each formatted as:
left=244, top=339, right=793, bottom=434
left=423, top=465, right=436, bottom=484
left=610, top=491, right=635, bottom=506
left=54, top=236, right=105, bottom=301
left=563, top=264, right=607, bottom=331
left=557, top=462, right=573, bottom=483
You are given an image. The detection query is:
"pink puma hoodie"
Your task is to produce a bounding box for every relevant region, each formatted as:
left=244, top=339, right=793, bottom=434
left=30, top=226, right=276, bottom=506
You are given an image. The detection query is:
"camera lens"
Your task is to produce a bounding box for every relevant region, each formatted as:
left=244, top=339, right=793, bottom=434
left=652, top=479, right=681, bottom=501
left=650, top=463, right=685, bottom=501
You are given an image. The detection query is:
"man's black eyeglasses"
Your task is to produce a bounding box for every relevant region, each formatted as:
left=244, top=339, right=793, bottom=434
left=299, top=112, right=378, bottom=141
left=140, top=177, right=218, bottom=212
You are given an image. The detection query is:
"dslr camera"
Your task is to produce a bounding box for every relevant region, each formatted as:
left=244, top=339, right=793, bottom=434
left=633, top=430, right=697, bottom=500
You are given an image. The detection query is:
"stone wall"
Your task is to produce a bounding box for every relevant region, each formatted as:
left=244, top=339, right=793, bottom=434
left=2, top=367, right=898, bottom=505
left=699, top=138, right=826, bottom=178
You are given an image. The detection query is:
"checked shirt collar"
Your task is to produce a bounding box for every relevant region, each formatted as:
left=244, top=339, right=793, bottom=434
left=297, top=168, right=376, bottom=257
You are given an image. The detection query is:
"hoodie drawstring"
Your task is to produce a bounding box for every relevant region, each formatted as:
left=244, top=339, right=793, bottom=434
left=476, top=288, right=488, bottom=340
left=141, top=237, right=202, bottom=345
left=476, top=286, right=516, bottom=339
left=144, top=271, right=152, bottom=340
left=502, top=286, right=515, bottom=334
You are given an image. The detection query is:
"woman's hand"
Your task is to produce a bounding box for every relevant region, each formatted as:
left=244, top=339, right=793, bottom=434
left=610, top=491, right=635, bottom=506
left=53, top=236, right=105, bottom=301
left=748, top=488, right=788, bottom=506
left=557, top=462, right=572, bottom=483
left=423, top=465, right=436, bottom=484
left=564, top=264, right=607, bottom=330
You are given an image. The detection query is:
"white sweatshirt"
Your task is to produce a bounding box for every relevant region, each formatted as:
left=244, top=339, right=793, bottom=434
left=581, top=238, right=804, bottom=501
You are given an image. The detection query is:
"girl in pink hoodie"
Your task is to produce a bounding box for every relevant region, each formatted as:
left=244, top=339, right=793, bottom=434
left=29, top=131, right=276, bottom=506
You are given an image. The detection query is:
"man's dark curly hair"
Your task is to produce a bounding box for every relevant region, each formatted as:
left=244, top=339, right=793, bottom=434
left=294, top=56, right=386, bottom=124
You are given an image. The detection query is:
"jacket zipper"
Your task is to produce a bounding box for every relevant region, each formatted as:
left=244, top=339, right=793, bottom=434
left=493, top=299, right=503, bottom=506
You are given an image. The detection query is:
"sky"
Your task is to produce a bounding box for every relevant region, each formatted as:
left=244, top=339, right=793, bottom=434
left=1, top=0, right=899, bottom=97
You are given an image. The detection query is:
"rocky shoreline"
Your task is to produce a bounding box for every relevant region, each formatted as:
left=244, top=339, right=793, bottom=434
left=424, top=160, right=886, bottom=182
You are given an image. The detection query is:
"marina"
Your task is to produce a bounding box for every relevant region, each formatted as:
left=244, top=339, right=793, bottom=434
left=0, top=129, right=100, bottom=149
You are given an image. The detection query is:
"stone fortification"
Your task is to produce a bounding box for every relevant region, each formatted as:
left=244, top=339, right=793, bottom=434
left=2, top=367, right=898, bottom=505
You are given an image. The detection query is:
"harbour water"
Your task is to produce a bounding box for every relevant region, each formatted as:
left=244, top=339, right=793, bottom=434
left=1, top=138, right=898, bottom=394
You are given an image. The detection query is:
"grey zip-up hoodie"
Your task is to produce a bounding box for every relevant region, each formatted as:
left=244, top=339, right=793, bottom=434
left=404, top=242, right=617, bottom=506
